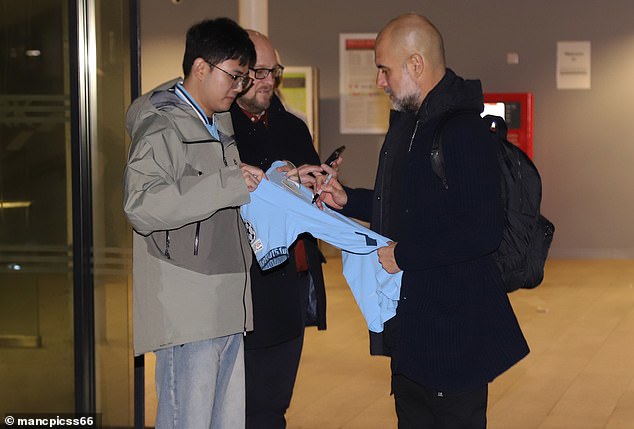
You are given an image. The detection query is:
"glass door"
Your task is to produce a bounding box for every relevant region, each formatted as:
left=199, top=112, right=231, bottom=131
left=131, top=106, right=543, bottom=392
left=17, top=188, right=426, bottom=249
left=0, top=0, right=136, bottom=425
left=0, top=0, right=75, bottom=415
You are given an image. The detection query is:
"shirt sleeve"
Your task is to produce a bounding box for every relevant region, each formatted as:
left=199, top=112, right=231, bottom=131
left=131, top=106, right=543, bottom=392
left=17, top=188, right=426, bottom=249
left=338, top=186, right=374, bottom=222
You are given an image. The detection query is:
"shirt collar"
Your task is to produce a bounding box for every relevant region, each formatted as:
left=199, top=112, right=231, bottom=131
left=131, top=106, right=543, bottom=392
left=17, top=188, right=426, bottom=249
left=174, top=82, right=221, bottom=139
left=240, top=107, right=268, bottom=127
left=174, top=82, right=210, bottom=126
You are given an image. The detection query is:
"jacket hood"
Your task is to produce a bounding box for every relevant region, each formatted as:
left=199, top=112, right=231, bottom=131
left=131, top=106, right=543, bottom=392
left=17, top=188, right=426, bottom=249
left=126, top=78, right=180, bottom=138
left=126, top=78, right=235, bottom=143
left=416, top=68, right=484, bottom=124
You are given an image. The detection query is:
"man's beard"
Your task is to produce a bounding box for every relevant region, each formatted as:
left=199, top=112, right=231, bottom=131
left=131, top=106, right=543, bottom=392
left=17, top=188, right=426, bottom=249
left=388, top=68, right=421, bottom=113
left=238, top=87, right=273, bottom=113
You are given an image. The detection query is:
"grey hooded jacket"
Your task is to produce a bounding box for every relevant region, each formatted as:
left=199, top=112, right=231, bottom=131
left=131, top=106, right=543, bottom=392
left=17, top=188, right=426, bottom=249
left=124, top=78, right=253, bottom=355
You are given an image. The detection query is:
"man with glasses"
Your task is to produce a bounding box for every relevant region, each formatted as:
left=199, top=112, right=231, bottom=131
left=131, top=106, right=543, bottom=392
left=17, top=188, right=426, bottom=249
left=229, top=30, right=327, bottom=429
left=123, top=18, right=264, bottom=428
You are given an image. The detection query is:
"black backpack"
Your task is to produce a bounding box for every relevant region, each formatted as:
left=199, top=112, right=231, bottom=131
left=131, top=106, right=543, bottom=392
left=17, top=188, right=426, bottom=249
left=430, top=111, right=555, bottom=292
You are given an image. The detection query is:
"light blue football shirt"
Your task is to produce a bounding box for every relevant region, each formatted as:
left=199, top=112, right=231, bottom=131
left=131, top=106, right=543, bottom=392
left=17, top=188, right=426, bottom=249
left=240, top=161, right=402, bottom=332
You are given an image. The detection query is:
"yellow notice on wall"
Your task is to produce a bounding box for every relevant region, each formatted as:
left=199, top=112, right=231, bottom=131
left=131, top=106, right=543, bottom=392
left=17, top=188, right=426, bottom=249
left=278, top=66, right=318, bottom=150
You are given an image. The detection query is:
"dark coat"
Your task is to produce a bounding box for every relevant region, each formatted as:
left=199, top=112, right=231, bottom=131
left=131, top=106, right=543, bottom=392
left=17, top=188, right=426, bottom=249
left=230, top=94, right=327, bottom=349
left=344, top=69, right=529, bottom=392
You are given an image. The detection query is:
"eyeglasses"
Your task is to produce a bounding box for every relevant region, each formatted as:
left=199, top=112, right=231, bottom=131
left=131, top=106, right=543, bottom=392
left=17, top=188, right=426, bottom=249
left=250, top=65, right=285, bottom=80
left=207, top=62, right=253, bottom=89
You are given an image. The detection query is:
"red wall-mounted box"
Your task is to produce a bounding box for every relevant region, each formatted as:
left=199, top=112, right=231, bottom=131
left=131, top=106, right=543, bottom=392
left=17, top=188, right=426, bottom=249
left=483, top=93, right=534, bottom=158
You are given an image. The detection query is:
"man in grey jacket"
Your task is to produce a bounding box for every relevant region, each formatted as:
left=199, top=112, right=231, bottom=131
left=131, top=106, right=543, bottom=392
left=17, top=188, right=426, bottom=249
left=123, top=18, right=264, bottom=429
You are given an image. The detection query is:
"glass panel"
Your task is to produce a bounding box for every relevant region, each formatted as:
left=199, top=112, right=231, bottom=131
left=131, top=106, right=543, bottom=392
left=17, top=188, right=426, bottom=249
left=93, top=0, right=134, bottom=426
left=0, top=0, right=74, bottom=415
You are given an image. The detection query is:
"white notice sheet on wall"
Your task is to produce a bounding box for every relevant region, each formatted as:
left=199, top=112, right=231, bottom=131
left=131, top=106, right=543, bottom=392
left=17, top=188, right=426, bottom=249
left=339, top=33, right=391, bottom=134
left=557, top=41, right=591, bottom=90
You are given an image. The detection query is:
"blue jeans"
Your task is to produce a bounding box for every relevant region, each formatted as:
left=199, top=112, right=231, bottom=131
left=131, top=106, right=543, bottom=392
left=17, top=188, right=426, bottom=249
left=155, top=334, right=245, bottom=429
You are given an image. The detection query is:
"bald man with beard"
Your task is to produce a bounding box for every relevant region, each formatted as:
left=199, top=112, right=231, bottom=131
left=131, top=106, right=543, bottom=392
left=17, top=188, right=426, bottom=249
left=230, top=31, right=327, bottom=429
left=315, top=14, right=529, bottom=428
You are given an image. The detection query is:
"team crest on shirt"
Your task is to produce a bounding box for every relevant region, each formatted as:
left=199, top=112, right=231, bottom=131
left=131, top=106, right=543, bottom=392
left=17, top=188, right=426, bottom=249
left=243, top=220, right=263, bottom=253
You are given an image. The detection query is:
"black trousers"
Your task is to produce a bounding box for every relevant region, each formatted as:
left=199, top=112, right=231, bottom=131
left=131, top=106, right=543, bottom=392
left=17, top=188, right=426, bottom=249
left=392, top=374, right=488, bottom=429
left=245, top=333, right=304, bottom=429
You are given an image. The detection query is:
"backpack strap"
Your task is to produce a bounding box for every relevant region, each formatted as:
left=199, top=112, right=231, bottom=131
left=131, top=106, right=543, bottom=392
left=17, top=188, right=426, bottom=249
left=482, top=114, right=508, bottom=140
left=430, top=110, right=479, bottom=190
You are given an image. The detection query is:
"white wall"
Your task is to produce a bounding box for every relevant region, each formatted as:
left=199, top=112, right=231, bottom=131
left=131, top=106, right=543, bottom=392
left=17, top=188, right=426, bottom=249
left=140, top=0, right=634, bottom=259
left=140, top=0, right=237, bottom=91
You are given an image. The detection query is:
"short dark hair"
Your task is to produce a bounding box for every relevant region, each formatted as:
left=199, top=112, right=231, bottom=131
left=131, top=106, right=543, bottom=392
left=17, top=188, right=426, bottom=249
left=182, top=18, right=256, bottom=77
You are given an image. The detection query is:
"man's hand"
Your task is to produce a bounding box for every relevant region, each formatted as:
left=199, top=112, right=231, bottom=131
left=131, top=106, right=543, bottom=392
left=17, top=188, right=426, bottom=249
left=282, top=158, right=347, bottom=209
left=378, top=241, right=401, bottom=274
left=291, top=155, right=344, bottom=191
left=240, top=163, right=265, bottom=192
left=313, top=163, right=347, bottom=209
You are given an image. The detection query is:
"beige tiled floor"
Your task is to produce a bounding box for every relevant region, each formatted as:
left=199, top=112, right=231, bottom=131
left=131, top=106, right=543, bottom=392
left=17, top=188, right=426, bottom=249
left=286, top=258, right=634, bottom=429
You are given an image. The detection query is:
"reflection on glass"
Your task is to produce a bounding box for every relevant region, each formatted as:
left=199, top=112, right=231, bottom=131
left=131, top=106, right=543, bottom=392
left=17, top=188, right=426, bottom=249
left=92, top=0, right=134, bottom=426
left=0, top=0, right=74, bottom=415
